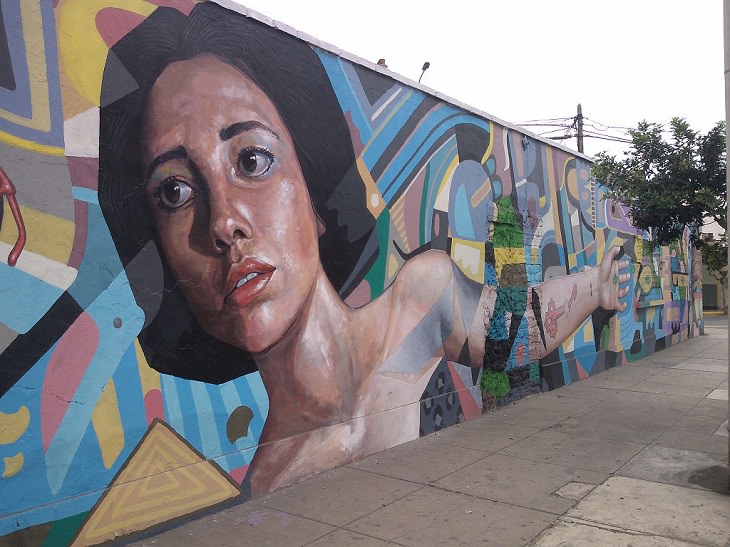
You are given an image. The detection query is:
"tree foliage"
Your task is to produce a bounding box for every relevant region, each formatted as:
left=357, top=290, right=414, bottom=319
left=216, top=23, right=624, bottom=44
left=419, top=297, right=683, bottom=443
left=592, top=118, right=726, bottom=246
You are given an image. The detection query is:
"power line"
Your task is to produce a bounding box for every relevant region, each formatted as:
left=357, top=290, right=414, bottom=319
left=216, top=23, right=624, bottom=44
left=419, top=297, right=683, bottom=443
left=515, top=108, right=635, bottom=151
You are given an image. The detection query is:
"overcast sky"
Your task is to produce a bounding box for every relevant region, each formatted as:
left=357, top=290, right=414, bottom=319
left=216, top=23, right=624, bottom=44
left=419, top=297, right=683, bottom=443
left=235, top=0, right=724, bottom=159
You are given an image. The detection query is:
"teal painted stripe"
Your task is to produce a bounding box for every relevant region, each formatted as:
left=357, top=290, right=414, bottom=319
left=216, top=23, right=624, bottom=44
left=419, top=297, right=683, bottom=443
left=71, top=186, right=98, bottom=204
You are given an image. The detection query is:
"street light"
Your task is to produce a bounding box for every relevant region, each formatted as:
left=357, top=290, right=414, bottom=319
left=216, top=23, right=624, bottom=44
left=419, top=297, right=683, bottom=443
left=418, top=61, right=430, bottom=83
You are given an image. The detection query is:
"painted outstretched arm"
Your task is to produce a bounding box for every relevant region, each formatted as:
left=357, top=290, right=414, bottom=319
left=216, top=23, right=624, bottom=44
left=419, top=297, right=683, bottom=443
left=527, top=245, right=630, bottom=359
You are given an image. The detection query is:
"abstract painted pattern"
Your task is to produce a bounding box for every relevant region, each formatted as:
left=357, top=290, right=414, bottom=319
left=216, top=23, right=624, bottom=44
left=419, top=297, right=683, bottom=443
left=0, top=1, right=702, bottom=544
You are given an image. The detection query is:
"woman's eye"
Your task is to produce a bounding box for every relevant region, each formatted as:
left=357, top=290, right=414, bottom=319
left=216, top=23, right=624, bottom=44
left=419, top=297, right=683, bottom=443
left=236, top=147, right=274, bottom=178
left=154, top=178, right=194, bottom=209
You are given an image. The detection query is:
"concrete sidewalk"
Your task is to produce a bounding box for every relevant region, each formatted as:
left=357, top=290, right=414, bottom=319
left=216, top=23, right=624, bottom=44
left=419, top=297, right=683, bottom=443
left=123, top=317, right=729, bottom=546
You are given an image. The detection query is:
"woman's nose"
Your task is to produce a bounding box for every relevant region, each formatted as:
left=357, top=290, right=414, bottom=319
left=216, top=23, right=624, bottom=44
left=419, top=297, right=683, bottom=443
left=208, top=196, right=253, bottom=253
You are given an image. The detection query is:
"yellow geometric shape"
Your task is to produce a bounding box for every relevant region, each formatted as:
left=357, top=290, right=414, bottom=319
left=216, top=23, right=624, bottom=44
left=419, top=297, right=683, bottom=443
left=135, top=339, right=161, bottom=395
left=0, top=130, right=65, bottom=156
left=479, top=120, right=494, bottom=164
left=450, top=238, right=484, bottom=283
left=493, top=246, right=526, bottom=280
left=2, top=453, right=24, bottom=478
left=566, top=167, right=578, bottom=199
left=433, top=154, right=460, bottom=211
left=57, top=0, right=157, bottom=107
left=91, top=380, right=125, bottom=469
left=582, top=321, right=594, bottom=343
left=470, top=176, right=491, bottom=208
left=639, top=268, right=654, bottom=294
left=71, top=420, right=239, bottom=546
left=387, top=253, right=400, bottom=280
left=356, top=157, right=384, bottom=218
left=0, top=405, right=30, bottom=444
left=1, top=202, right=74, bottom=264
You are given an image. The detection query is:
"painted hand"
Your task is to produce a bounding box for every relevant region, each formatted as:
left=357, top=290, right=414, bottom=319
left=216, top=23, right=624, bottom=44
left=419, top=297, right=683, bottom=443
left=598, top=245, right=630, bottom=312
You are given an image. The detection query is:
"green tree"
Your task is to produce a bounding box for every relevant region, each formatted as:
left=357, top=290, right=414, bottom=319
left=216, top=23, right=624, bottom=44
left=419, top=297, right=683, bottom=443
left=592, top=118, right=726, bottom=246
left=701, top=235, right=728, bottom=314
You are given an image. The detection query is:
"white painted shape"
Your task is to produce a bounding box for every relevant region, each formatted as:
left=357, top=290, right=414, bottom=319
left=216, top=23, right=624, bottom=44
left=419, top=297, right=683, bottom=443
left=63, top=108, right=100, bottom=158
left=0, top=242, right=77, bottom=289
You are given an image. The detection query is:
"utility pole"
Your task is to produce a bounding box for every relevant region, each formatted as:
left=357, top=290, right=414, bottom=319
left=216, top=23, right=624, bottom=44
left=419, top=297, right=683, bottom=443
left=576, top=103, right=584, bottom=154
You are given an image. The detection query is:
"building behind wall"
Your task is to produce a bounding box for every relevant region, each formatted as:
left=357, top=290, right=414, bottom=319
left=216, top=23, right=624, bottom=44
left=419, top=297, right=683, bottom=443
left=700, top=232, right=727, bottom=312
left=0, top=1, right=703, bottom=544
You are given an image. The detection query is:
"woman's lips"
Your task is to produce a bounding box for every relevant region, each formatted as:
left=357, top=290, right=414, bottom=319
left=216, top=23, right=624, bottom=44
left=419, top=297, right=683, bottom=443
left=224, top=259, right=276, bottom=308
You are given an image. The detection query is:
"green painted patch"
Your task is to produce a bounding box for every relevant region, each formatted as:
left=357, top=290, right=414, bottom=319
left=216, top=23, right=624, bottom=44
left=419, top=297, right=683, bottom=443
left=42, top=512, right=88, bottom=547
left=480, top=370, right=510, bottom=399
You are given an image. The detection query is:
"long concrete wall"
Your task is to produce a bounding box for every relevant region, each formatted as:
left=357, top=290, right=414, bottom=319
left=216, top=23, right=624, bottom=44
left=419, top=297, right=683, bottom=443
left=0, top=1, right=703, bottom=543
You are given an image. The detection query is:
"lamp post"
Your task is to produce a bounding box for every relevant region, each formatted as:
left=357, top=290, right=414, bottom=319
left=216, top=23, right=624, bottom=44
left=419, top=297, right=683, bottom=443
left=418, top=61, right=430, bottom=83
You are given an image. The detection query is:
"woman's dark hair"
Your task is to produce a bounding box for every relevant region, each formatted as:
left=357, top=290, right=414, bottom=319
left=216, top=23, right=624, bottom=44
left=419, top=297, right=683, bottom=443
left=99, top=2, right=375, bottom=383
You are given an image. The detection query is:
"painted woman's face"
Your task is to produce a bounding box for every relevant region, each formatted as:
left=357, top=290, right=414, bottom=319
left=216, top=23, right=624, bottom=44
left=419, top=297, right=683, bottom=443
left=142, top=54, right=324, bottom=354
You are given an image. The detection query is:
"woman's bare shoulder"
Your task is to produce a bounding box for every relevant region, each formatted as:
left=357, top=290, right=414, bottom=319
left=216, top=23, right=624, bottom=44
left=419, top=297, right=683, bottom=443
left=391, top=250, right=455, bottom=302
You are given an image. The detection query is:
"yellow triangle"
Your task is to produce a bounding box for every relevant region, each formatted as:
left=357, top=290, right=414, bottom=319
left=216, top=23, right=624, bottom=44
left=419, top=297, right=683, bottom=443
left=71, top=420, right=240, bottom=546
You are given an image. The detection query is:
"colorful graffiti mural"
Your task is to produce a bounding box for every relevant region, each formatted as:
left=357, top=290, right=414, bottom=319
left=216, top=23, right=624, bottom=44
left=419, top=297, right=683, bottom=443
left=0, top=1, right=702, bottom=544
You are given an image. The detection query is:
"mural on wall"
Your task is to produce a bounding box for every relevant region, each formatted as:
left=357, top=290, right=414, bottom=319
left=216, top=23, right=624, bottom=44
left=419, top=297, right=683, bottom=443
left=0, top=1, right=701, bottom=544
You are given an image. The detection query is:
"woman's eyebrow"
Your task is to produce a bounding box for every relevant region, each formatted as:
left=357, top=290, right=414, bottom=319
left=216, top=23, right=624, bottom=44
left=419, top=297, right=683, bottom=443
left=219, top=121, right=281, bottom=142
left=146, top=145, right=187, bottom=179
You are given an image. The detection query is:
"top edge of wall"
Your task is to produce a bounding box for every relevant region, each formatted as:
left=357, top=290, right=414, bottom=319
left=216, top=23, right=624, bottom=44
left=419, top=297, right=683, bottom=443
left=213, top=0, right=595, bottom=163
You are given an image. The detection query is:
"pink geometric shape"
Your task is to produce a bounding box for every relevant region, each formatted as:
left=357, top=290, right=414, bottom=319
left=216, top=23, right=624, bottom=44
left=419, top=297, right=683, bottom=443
left=96, top=2, right=197, bottom=49
left=229, top=464, right=250, bottom=486
left=144, top=389, right=165, bottom=425
left=68, top=199, right=88, bottom=270
left=344, top=279, right=372, bottom=308
left=41, top=312, right=99, bottom=451
left=149, top=0, right=196, bottom=15
left=67, top=157, right=99, bottom=190
left=96, top=8, right=148, bottom=48
left=446, top=362, right=482, bottom=421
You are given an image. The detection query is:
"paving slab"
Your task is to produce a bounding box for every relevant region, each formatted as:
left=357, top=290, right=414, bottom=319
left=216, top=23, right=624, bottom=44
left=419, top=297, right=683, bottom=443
left=570, top=366, right=661, bottom=390
left=307, top=529, right=399, bottom=546
left=552, top=391, right=702, bottom=444
left=627, top=379, right=715, bottom=398
left=347, top=486, right=555, bottom=546
left=428, top=418, right=541, bottom=453
left=635, top=354, right=696, bottom=368
left=552, top=481, right=597, bottom=501
left=344, top=435, right=488, bottom=485
left=668, top=412, right=728, bottom=434
left=259, top=466, right=423, bottom=526
left=546, top=384, right=620, bottom=401
left=124, top=501, right=336, bottom=547
left=651, top=426, right=729, bottom=455
left=672, top=359, right=729, bottom=373
left=618, top=445, right=729, bottom=492
left=643, top=368, right=727, bottom=389
left=685, top=397, right=728, bottom=418
left=532, top=517, right=700, bottom=546
left=433, top=453, right=607, bottom=515
left=481, top=405, right=571, bottom=428
left=564, top=476, right=730, bottom=546
left=696, top=347, right=730, bottom=359
left=503, top=391, right=607, bottom=415
left=499, top=429, right=644, bottom=473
